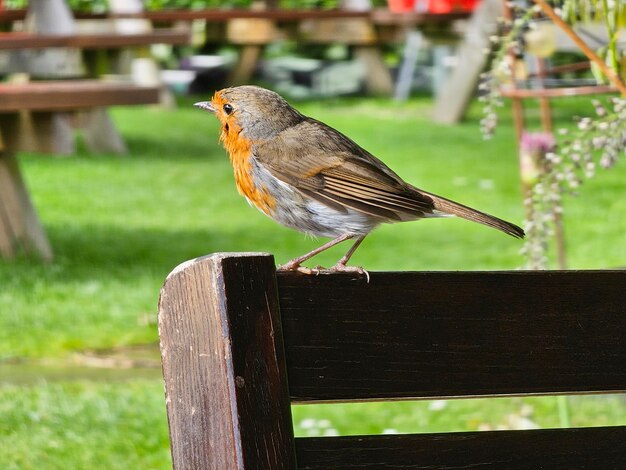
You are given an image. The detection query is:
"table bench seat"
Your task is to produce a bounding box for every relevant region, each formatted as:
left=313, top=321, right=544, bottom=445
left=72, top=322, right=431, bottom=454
left=0, top=80, right=160, bottom=111
left=0, top=30, right=190, bottom=50
left=0, top=80, right=160, bottom=261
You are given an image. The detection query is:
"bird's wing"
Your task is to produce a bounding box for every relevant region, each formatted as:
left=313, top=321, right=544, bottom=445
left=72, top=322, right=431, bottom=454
left=252, top=119, right=435, bottom=221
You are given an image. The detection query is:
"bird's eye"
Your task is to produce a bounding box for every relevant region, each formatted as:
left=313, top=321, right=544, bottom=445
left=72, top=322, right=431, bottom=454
left=223, top=103, right=234, bottom=115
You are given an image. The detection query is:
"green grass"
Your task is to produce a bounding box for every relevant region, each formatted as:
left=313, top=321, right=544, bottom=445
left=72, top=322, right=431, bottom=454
left=1, top=96, right=624, bottom=359
left=0, top=95, right=624, bottom=468
left=293, top=394, right=626, bottom=436
left=1, top=380, right=625, bottom=470
left=0, top=380, right=170, bottom=470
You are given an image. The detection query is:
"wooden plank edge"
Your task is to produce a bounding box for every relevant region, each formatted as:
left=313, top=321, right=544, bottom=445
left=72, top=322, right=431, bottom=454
left=295, top=426, right=626, bottom=468
left=0, top=84, right=161, bottom=112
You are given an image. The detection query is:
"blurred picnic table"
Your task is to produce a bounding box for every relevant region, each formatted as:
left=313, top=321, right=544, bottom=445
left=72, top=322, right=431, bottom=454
left=0, top=0, right=470, bottom=262
left=2, top=3, right=471, bottom=95
left=0, top=0, right=191, bottom=262
left=132, top=5, right=471, bottom=95
left=0, top=0, right=190, bottom=154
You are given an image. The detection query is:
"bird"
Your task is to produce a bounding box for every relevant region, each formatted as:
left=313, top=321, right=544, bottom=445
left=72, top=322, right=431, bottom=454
left=194, top=85, right=524, bottom=275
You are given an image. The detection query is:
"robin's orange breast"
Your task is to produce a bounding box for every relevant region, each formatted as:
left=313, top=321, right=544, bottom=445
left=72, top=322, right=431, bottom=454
left=220, top=122, right=276, bottom=215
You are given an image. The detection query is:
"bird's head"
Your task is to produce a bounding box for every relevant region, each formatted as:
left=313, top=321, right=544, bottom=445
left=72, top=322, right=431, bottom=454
left=194, top=85, right=304, bottom=143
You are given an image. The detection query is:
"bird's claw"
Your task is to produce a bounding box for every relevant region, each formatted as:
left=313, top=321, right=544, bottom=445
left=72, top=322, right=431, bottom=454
left=278, top=262, right=301, bottom=271
left=329, top=263, right=370, bottom=283
left=277, top=264, right=324, bottom=275
left=278, top=262, right=369, bottom=282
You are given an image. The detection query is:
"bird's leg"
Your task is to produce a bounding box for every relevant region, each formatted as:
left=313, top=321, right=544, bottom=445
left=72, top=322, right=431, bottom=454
left=329, top=235, right=369, bottom=281
left=279, top=233, right=354, bottom=273
left=333, top=235, right=366, bottom=266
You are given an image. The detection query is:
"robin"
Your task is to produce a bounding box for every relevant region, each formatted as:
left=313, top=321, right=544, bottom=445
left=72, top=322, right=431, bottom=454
left=195, top=85, right=524, bottom=274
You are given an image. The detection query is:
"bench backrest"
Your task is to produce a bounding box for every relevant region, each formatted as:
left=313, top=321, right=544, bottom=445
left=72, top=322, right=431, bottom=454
left=158, top=252, right=626, bottom=469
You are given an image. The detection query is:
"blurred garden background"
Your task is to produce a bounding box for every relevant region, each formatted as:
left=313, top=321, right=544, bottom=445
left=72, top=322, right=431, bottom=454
left=1, top=0, right=625, bottom=468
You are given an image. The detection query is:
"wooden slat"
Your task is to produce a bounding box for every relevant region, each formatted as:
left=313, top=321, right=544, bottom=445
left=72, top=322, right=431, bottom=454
left=0, top=8, right=468, bottom=24
left=276, top=270, right=626, bottom=402
left=500, top=85, right=618, bottom=98
left=0, top=152, right=18, bottom=257
left=0, top=81, right=159, bottom=112
left=0, top=150, right=52, bottom=261
left=159, top=253, right=296, bottom=469
left=143, top=8, right=368, bottom=22
left=0, top=30, right=190, bottom=50
left=295, top=426, right=626, bottom=469
left=143, top=8, right=467, bottom=25
left=432, top=0, right=502, bottom=123
left=141, top=8, right=468, bottom=24
left=0, top=9, right=26, bottom=22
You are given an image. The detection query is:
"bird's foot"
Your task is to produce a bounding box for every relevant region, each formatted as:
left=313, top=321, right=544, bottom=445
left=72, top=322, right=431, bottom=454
left=278, top=262, right=324, bottom=275
left=279, top=261, right=368, bottom=281
left=329, top=263, right=370, bottom=283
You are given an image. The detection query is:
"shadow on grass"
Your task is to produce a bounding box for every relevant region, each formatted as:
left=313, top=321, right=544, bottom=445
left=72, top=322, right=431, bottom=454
left=47, top=223, right=268, bottom=276
left=0, top=223, right=291, bottom=358
left=1, top=223, right=287, bottom=289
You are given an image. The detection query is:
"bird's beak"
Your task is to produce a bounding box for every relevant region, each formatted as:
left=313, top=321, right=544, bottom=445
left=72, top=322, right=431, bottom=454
left=194, top=101, right=216, bottom=113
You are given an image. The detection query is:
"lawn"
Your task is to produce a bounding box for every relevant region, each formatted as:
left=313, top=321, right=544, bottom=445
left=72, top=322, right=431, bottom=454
left=1, top=94, right=624, bottom=468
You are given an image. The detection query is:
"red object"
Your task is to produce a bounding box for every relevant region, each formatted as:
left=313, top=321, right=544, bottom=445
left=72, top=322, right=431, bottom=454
left=387, top=0, right=416, bottom=13
left=388, top=0, right=479, bottom=13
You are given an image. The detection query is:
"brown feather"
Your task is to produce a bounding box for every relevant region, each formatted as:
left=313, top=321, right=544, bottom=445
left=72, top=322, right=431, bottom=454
left=299, top=187, right=402, bottom=221
left=419, top=189, right=525, bottom=239
left=252, top=116, right=523, bottom=238
left=253, top=120, right=435, bottom=221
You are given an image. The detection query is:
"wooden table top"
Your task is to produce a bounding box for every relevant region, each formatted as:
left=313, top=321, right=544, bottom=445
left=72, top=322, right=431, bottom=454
left=0, top=80, right=160, bottom=111
left=0, top=8, right=470, bottom=25
left=0, top=30, right=190, bottom=50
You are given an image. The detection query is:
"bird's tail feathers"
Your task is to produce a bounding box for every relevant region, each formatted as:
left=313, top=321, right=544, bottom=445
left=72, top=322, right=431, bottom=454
left=424, top=192, right=525, bottom=239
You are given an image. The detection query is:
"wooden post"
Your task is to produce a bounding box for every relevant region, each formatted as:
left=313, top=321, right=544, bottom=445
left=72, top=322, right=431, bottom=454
left=20, top=0, right=84, bottom=77
left=394, top=30, right=424, bottom=100
left=226, top=2, right=278, bottom=86
left=0, top=120, right=53, bottom=261
left=343, top=0, right=393, bottom=95
left=77, top=107, right=128, bottom=155
left=158, top=253, right=296, bottom=470
left=354, top=46, right=394, bottom=95
left=108, top=0, right=174, bottom=107
left=228, top=45, right=264, bottom=86
left=432, top=0, right=503, bottom=123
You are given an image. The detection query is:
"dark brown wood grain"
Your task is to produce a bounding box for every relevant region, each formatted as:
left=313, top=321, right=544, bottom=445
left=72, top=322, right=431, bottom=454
left=158, top=254, right=626, bottom=469
left=159, top=253, right=296, bottom=470
left=0, top=81, right=159, bottom=112
left=295, top=426, right=626, bottom=468
left=276, top=270, right=626, bottom=402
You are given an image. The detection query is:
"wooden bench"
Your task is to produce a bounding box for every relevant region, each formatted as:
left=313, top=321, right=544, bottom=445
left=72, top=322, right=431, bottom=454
left=0, top=79, right=160, bottom=154
left=0, top=80, right=159, bottom=111
left=93, top=7, right=467, bottom=94
left=158, top=252, right=626, bottom=468
left=1, top=6, right=465, bottom=95
left=0, top=80, right=160, bottom=261
left=0, top=25, right=189, bottom=156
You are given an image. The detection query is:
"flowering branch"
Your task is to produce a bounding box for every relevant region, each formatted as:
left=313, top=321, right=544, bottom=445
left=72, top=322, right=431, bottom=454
left=480, top=1, right=626, bottom=268
left=520, top=98, right=625, bottom=269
